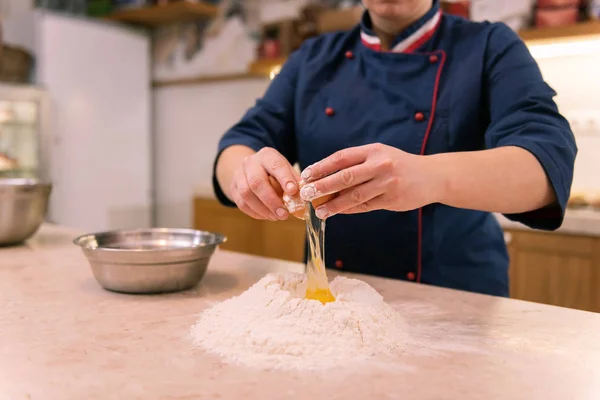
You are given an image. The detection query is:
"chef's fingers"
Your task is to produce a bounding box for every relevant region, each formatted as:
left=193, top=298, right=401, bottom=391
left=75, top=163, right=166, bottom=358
left=301, top=146, right=369, bottom=183
left=230, top=175, right=268, bottom=220
left=257, top=148, right=298, bottom=195
left=299, top=164, right=371, bottom=202
left=230, top=182, right=266, bottom=220
left=313, top=179, right=382, bottom=219
left=337, top=195, right=386, bottom=215
left=233, top=170, right=277, bottom=221
left=292, top=166, right=302, bottom=182
left=244, top=157, right=289, bottom=220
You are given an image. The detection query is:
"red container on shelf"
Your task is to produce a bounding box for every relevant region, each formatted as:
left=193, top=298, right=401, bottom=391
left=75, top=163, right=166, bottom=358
left=258, top=39, right=281, bottom=59
left=536, top=0, right=580, bottom=7
left=441, top=1, right=470, bottom=19
left=591, top=0, right=600, bottom=20
left=263, top=39, right=280, bottom=58
left=535, top=6, right=579, bottom=27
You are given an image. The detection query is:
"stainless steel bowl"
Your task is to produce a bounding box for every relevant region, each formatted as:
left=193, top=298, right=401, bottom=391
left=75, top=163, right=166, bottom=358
left=0, top=178, right=52, bottom=246
left=73, top=228, right=227, bottom=294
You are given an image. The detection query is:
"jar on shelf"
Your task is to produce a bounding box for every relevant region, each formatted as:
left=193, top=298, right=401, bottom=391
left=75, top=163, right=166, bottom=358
left=112, top=0, right=149, bottom=10
left=258, top=27, right=281, bottom=59
left=590, top=0, right=600, bottom=19
left=534, top=0, right=582, bottom=28
left=441, top=0, right=470, bottom=19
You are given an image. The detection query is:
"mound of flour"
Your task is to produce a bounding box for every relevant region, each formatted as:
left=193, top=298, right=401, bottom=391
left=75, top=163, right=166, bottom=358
left=190, top=272, right=407, bottom=371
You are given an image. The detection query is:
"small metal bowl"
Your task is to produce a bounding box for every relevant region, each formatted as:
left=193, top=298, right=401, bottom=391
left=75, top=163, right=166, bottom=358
left=73, top=228, right=227, bottom=294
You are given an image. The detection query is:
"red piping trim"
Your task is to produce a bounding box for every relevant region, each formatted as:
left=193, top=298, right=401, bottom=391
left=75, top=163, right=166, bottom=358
left=360, top=9, right=442, bottom=54
left=361, top=40, right=382, bottom=52
left=417, top=49, right=447, bottom=284
left=404, top=15, right=443, bottom=54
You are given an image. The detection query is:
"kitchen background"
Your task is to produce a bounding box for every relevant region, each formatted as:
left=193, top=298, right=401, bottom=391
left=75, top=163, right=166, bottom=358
left=0, top=0, right=598, bottom=229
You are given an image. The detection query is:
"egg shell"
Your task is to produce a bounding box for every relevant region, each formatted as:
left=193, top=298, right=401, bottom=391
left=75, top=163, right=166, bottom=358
left=268, top=176, right=337, bottom=219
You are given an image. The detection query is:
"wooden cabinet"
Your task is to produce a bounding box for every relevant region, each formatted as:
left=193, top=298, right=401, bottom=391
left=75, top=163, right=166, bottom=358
left=194, top=196, right=600, bottom=312
left=506, top=229, right=600, bottom=313
left=194, top=197, right=305, bottom=262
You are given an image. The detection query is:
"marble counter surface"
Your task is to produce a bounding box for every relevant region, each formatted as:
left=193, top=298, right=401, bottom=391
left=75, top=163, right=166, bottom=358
left=3, top=224, right=599, bottom=400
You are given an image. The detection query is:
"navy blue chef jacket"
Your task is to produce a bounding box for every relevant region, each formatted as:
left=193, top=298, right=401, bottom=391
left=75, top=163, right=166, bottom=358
left=212, top=1, right=577, bottom=297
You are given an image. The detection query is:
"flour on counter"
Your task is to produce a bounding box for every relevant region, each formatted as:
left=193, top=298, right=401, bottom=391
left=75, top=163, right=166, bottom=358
left=190, top=272, right=407, bottom=371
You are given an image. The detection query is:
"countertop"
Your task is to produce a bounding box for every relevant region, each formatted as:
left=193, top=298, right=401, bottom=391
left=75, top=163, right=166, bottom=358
left=2, top=224, right=600, bottom=400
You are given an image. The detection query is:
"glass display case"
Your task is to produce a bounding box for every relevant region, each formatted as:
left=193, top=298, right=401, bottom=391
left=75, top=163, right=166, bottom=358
left=0, top=84, right=50, bottom=181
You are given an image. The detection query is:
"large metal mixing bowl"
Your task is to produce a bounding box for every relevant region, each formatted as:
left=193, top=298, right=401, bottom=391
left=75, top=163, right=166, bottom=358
left=0, top=178, right=52, bottom=246
left=73, top=228, right=227, bottom=294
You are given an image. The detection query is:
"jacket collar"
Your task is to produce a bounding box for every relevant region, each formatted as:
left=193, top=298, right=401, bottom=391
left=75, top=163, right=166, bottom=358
left=360, top=0, right=442, bottom=53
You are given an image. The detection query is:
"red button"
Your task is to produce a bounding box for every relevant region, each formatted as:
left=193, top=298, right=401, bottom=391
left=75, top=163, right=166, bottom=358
left=335, top=260, right=343, bottom=269
left=406, top=272, right=416, bottom=281
left=429, top=54, right=438, bottom=64
left=345, top=51, right=354, bottom=59
left=414, top=112, right=425, bottom=122
left=325, top=107, right=335, bottom=117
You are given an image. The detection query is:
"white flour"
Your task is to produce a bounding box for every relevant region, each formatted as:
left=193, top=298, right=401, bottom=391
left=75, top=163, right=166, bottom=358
left=190, top=272, right=407, bottom=371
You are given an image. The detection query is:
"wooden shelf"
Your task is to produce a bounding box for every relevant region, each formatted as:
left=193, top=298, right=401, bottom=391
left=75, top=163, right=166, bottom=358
left=243, top=20, right=600, bottom=79
left=316, top=6, right=362, bottom=34
left=152, top=58, right=286, bottom=87
left=106, top=1, right=218, bottom=27
left=312, top=5, right=600, bottom=43
left=519, top=20, right=600, bottom=43
left=152, top=19, right=600, bottom=87
left=248, top=57, right=287, bottom=77
left=153, top=72, right=267, bottom=87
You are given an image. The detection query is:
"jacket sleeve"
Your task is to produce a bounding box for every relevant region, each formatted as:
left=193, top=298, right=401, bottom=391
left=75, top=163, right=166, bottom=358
left=483, top=23, right=577, bottom=230
left=211, top=49, right=302, bottom=207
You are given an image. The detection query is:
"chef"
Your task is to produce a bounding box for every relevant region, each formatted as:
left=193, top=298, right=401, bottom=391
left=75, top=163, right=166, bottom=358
left=212, top=0, right=577, bottom=297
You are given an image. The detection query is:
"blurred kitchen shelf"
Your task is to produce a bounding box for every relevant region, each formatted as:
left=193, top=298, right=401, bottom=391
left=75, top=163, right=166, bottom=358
left=153, top=18, right=600, bottom=87
left=316, top=6, right=362, bottom=33
left=0, top=167, right=37, bottom=178
left=153, top=72, right=268, bottom=87
left=519, top=20, right=600, bottom=43
left=244, top=21, right=600, bottom=79
left=312, top=4, right=600, bottom=42
left=154, top=57, right=287, bottom=86
left=0, top=121, right=37, bottom=128
left=248, top=57, right=287, bottom=76
left=106, top=1, right=218, bottom=27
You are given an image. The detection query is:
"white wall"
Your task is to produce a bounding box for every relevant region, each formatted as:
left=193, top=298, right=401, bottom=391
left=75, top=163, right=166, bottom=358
left=1, top=12, right=37, bottom=53
left=4, top=11, right=153, bottom=232
left=154, top=79, right=270, bottom=227
left=0, top=0, right=34, bottom=17
left=535, top=52, right=600, bottom=194
left=154, top=48, right=600, bottom=228
left=37, top=14, right=152, bottom=232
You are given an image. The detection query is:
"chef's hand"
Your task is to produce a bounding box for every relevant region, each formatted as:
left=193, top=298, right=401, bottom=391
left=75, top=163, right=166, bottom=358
left=299, top=143, right=443, bottom=219
left=229, top=147, right=299, bottom=221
